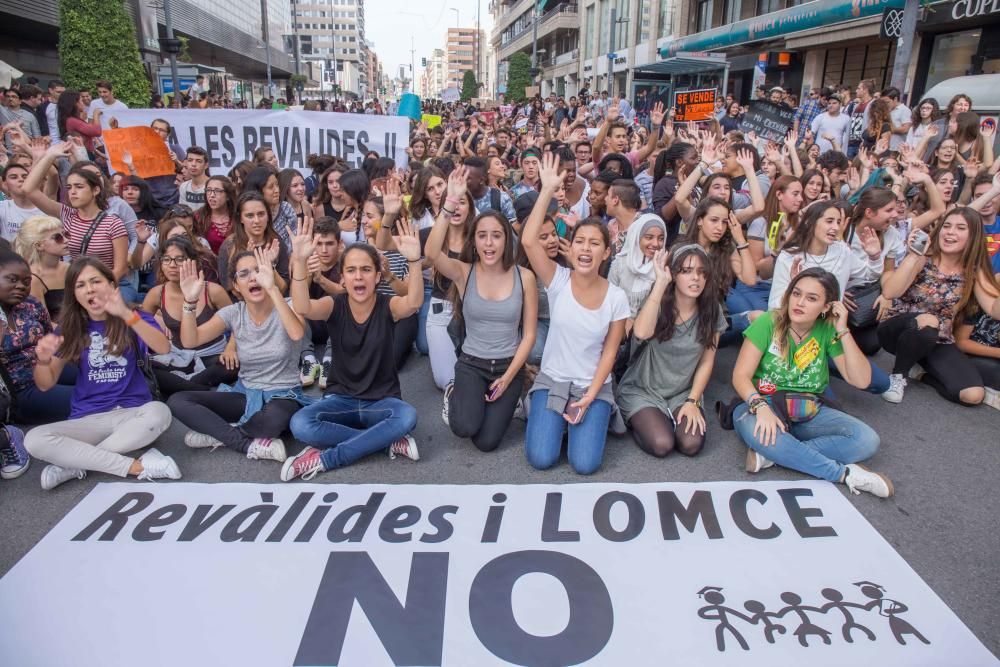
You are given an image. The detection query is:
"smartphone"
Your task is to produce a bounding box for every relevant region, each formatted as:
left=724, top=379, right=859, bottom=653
left=486, top=384, right=502, bottom=402
left=563, top=405, right=584, bottom=424
left=910, top=229, right=930, bottom=255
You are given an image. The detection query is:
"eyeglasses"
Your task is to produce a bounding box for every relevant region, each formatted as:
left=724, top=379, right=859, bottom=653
left=152, top=126, right=170, bottom=134
left=234, top=267, right=260, bottom=281
left=159, top=256, right=188, bottom=266
left=204, top=187, right=225, bottom=195
left=47, top=232, right=66, bottom=243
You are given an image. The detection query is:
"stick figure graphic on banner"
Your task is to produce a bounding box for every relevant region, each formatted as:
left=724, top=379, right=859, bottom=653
left=743, top=599, right=786, bottom=643
left=697, top=586, right=752, bottom=651
left=855, top=581, right=931, bottom=645
left=820, top=587, right=876, bottom=642
left=777, top=591, right=833, bottom=647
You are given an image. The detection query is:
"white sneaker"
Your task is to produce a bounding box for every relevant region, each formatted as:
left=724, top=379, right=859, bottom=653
left=388, top=434, right=419, bottom=461
left=983, top=387, right=1000, bottom=412
left=40, top=464, right=86, bottom=491
left=137, top=448, right=182, bottom=481
left=184, top=431, right=224, bottom=450
left=844, top=463, right=894, bottom=498
left=745, top=447, right=775, bottom=474
left=609, top=404, right=627, bottom=436
left=441, top=382, right=454, bottom=426
left=882, top=374, right=906, bottom=403
left=318, top=359, right=332, bottom=390
left=247, top=437, right=287, bottom=462
left=299, top=359, right=321, bottom=387
left=512, top=397, right=527, bottom=421
left=908, top=363, right=926, bottom=382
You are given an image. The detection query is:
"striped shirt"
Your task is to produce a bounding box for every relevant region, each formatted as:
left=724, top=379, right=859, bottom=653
left=376, top=250, right=409, bottom=296
left=61, top=204, right=127, bottom=270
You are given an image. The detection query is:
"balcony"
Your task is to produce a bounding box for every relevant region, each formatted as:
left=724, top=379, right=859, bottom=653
left=497, top=4, right=578, bottom=60
left=549, top=48, right=578, bottom=67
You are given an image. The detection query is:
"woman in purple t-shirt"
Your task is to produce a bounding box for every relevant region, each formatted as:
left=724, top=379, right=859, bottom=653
left=25, top=257, right=182, bottom=491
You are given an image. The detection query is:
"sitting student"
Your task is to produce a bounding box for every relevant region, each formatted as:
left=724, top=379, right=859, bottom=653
left=217, top=192, right=289, bottom=292
left=426, top=166, right=538, bottom=452
left=956, top=311, right=1000, bottom=411
left=684, top=197, right=757, bottom=302
left=140, top=237, right=238, bottom=395
left=25, top=257, right=179, bottom=490
left=731, top=267, right=893, bottom=498
left=520, top=152, right=629, bottom=475
left=15, top=215, right=69, bottom=320
left=281, top=218, right=425, bottom=481
left=169, top=250, right=307, bottom=462
left=879, top=209, right=1000, bottom=404
left=516, top=205, right=567, bottom=365
left=0, top=249, right=76, bottom=424
left=608, top=214, right=666, bottom=320
left=297, top=216, right=342, bottom=390
left=617, top=244, right=726, bottom=457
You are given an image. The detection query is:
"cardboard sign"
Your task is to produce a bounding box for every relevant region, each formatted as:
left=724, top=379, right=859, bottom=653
left=479, top=111, right=496, bottom=125
left=2, top=481, right=998, bottom=666
left=743, top=100, right=797, bottom=143
left=673, top=88, right=717, bottom=122
left=101, top=127, right=175, bottom=178
left=421, top=114, right=442, bottom=129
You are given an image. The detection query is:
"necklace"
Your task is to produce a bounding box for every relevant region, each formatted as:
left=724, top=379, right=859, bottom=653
left=804, top=248, right=835, bottom=270
left=789, top=326, right=811, bottom=342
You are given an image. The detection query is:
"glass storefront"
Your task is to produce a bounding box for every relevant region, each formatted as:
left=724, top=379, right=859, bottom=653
left=924, top=29, right=981, bottom=91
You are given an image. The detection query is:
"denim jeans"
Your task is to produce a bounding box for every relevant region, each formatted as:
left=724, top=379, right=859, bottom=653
left=525, top=389, right=613, bottom=475
left=827, top=357, right=891, bottom=394
left=118, top=276, right=141, bottom=305
left=290, top=393, right=418, bottom=470
left=13, top=364, right=77, bottom=425
left=732, top=402, right=880, bottom=482
left=528, top=319, right=550, bottom=366
left=721, top=281, right=773, bottom=347
left=415, top=284, right=433, bottom=356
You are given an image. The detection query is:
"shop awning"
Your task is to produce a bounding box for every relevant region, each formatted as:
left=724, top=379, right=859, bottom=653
left=634, top=54, right=729, bottom=77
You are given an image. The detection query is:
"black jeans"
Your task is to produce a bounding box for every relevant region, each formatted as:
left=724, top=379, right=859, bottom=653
left=167, top=390, right=301, bottom=452
left=153, top=355, right=240, bottom=397
left=393, top=314, right=419, bottom=371
left=971, top=356, right=1000, bottom=390
left=448, top=353, right=523, bottom=452
left=878, top=313, right=983, bottom=404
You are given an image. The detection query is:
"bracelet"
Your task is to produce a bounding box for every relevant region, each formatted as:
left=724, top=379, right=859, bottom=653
left=834, top=329, right=851, bottom=342
left=125, top=311, right=141, bottom=327
left=182, top=303, right=197, bottom=314
left=292, top=275, right=307, bottom=281
left=748, top=397, right=769, bottom=415
left=736, top=243, right=750, bottom=251
left=183, top=298, right=199, bottom=305
left=684, top=397, right=699, bottom=404
left=442, top=207, right=456, bottom=216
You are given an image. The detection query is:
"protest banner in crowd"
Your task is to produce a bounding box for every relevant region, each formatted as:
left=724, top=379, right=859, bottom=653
left=673, top=88, right=717, bottom=122
left=742, top=100, right=796, bottom=143
left=102, top=127, right=175, bottom=178
left=103, top=109, right=410, bottom=170
left=1, top=481, right=996, bottom=666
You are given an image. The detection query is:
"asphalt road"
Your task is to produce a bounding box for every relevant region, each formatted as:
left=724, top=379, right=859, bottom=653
left=0, top=347, right=997, bottom=657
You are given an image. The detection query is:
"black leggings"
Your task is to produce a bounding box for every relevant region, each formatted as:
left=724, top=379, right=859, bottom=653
left=448, top=354, right=523, bottom=452
left=849, top=322, right=882, bottom=356
left=153, top=355, right=240, bottom=397
left=393, top=315, right=418, bottom=371
left=971, top=356, right=1000, bottom=390
left=878, top=313, right=983, bottom=404
left=167, top=390, right=301, bottom=452
left=628, top=406, right=706, bottom=458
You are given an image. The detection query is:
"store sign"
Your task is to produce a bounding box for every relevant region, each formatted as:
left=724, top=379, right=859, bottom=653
left=673, top=88, right=717, bottom=122
left=949, top=0, right=1000, bottom=19
left=1, top=481, right=998, bottom=666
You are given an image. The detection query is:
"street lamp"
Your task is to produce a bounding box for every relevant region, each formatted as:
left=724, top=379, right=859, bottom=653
left=259, top=0, right=274, bottom=98
left=449, top=7, right=460, bottom=27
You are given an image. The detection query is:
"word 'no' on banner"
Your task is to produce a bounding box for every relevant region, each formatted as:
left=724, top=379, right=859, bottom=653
left=0, top=481, right=996, bottom=666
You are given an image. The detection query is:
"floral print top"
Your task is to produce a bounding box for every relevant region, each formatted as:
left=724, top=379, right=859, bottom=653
left=1, top=297, right=53, bottom=392
left=888, top=262, right=964, bottom=344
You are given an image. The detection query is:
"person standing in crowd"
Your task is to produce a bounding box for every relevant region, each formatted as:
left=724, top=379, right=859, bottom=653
left=178, top=147, right=210, bottom=212
left=510, top=148, right=542, bottom=201
left=880, top=87, right=912, bottom=152
left=0, top=89, right=41, bottom=149
left=618, top=244, right=726, bottom=458
left=0, top=164, right=42, bottom=241
left=846, top=80, right=875, bottom=158
left=43, top=79, right=64, bottom=145
left=463, top=157, right=517, bottom=225
left=879, top=209, right=1000, bottom=405
left=170, top=248, right=307, bottom=462
left=281, top=218, right=425, bottom=481
left=520, top=152, right=628, bottom=475
left=25, top=257, right=179, bottom=490
left=731, top=267, right=893, bottom=498
left=425, top=167, right=538, bottom=452
left=793, top=87, right=827, bottom=139
left=87, top=81, right=128, bottom=115
left=810, top=93, right=851, bottom=155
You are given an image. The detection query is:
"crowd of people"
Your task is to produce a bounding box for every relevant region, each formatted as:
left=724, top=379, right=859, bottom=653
left=0, top=75, right=998, bottom=497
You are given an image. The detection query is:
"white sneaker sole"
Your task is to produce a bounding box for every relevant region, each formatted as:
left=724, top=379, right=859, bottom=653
left=881, top=391, right=903, bottom=404
left=851, top=464, right=895, bottom=498
left=983, top=387, right=1000, bottom=412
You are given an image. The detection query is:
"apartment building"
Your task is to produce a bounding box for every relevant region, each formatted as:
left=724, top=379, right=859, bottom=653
left=446, top=27, right=485, bottom=92
left=293, top=0, right=369, bottom=96
left=490, top=0, right=581, bottom=99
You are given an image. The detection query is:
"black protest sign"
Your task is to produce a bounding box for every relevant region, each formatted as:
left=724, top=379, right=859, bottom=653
left=743, top=101, right=796, bottom=143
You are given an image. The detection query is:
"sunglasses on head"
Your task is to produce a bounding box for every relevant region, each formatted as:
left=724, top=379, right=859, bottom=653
left=169, top=205, right=193, bottom=216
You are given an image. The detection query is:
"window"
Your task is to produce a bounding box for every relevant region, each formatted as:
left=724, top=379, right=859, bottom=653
left=756, top=0, right=782, bottom=13
left=599, top=0, right=609, bottom=54
left=659, top=0, right=675, bottom=38
left=584, top=5, right=595, bottom=58
left=696, top=0, right=713, bottom=31
left=614, top=0, right=630, bottom=48
left=723, top=0, right=741, bottom=23
left=636, top=0, right=651, bottom=43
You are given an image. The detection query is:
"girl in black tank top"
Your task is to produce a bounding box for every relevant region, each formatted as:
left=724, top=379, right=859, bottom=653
left=139, top=237, right=239, bottom=395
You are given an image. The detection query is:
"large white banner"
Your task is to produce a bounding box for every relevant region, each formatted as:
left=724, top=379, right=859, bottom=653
left=104, top=109, right=410, bottom=170
left=1, top=481, right=996, bottom=666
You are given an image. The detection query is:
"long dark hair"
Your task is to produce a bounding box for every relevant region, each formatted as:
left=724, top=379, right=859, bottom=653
left=156, top=236, right=199, bottom=284
left=458, top=212, right=516, bottom=270
left=409, top=166, right=445, bottom=220
left=193, top=175, right=237, bottom=237
left=338, top=169, right=371, bottom=207
left=314, top=161, right=349, bottom=206
left=243, top=165, right=279, bottom=196
left=845, top=187, right=894, bottom=242
left=782, top=200, right=845, bottom=254
left=227, top=160, right=254, bottom=191
left=59, top=257, right=134, bottom=363
left=653, top=141, right=695, bottom=183
left=66, top=164, right=108, bottom=211
left=684, top=197, right=734, bottom=298
left=652, top=246, right=721, bottom=349
left=56, top=90, right=82, bottom=140
left=122, top=176, right=162, bottom=222
left=228, top=192, right=277, bottom=267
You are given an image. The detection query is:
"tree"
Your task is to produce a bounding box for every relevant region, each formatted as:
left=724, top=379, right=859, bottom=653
left=59, top=0, right=150, bottom=108
left=506, top=52, right=532, bottom=104
left=461, top=70, right=477, bottom=102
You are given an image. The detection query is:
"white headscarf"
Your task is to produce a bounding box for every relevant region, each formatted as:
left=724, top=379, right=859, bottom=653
left=611, top=213, right=667, bottom=317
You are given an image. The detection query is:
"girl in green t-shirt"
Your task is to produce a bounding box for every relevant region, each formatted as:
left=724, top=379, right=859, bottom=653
left=731, top=267, right=894, bottom=499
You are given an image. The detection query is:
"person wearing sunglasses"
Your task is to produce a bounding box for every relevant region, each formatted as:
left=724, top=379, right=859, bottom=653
left=15, top=215, right=69, bottom=320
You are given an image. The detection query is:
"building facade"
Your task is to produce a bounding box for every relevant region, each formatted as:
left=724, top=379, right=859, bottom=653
left=446, top=27, right=485, bottom=92
left=293, top=0, right=368, bottom=97
left=491, top=0, right=582, bottom=98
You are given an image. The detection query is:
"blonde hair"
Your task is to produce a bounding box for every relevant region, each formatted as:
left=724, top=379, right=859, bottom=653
left=14, top=215, right=62, bottom=265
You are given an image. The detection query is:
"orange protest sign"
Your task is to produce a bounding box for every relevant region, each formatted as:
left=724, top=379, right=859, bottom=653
left=672, top=88, right=717, bottom=122
left=102, top=127, right=175, bottom=178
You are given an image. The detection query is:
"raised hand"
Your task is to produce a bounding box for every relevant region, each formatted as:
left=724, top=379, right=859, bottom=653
left=539, top=151, right=563, bottom=190
left=95, top=287, right=133, bottom=320
left=179, top=259, right=205, bottom=302
left=858, top=226, right=882, bottom=259
left=136, top=223, right=153, bottom=243
left=446, top=165, right=468, bottom=200
left=728, top=211, right=747, bottom=245
left=784, top=128, right=798, bottom=148
left=264, top=238, right=281, bottom=266
left=35, top=332, right=64, bottom=364
left=829, top=301, right=849, bottom=330
left=291, top=214, right=315, bottom=262
left=735, top=148, right=756, bottom=175
left=649, top=101, right=665, bottom=126
left=392, top=217, right=422, bottom=262
left=652, top=248, right=672, bottom=286
left=382, top=177, right=403, bottom=217
left=253, top=246, right=277, bottom=292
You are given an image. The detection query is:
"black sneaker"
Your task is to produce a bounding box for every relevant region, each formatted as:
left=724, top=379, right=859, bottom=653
left=318, top=359, right=332, bottom=390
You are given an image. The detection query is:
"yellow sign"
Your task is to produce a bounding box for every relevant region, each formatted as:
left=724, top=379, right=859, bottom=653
left=421, top=114, right=442, bottom=129
left=793, top=337, right=820, bottom=371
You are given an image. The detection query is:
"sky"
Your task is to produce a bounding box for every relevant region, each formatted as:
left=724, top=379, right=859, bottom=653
left=365, top=0, right=493, bottom=81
